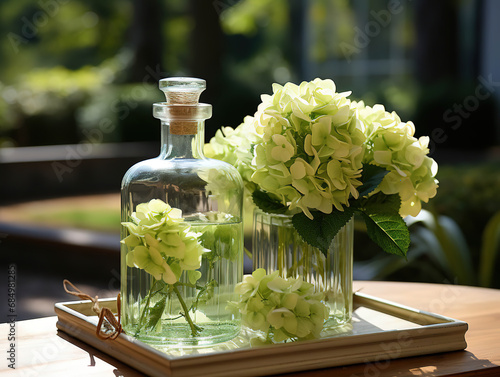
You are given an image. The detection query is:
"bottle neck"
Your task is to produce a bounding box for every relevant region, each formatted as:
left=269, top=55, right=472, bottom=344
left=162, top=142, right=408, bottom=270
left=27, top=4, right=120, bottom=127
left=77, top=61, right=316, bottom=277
left=159, top=121, right=205, bottom=159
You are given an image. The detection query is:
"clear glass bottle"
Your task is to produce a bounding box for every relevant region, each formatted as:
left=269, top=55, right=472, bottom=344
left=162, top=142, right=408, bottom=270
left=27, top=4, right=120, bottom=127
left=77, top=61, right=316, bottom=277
left=120, top=77, right=244, bottom=346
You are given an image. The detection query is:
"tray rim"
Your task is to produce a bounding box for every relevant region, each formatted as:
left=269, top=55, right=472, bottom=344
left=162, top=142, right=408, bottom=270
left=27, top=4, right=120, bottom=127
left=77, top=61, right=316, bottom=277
left=54, top=292, right=468, bottom=377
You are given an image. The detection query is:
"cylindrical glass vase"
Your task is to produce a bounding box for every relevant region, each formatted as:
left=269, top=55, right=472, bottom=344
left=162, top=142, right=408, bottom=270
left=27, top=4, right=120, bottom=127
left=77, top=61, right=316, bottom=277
left=252, top=210, right=353, bottom=328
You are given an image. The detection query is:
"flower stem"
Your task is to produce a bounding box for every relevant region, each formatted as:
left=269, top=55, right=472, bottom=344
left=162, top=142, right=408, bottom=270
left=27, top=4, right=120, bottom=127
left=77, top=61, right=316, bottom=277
left=278, top=225, right=285, bottom=277
left=135, top=279, right=157, bottom=337
left=173, top=284, right=200, bottom=337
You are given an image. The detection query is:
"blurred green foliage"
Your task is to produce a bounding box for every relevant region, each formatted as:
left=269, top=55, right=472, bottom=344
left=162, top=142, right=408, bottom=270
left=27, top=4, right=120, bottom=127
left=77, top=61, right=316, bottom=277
left=355, top=163, right=500, bottom=288
left=0, top=61, right=127, bottom=145
left=0, top=0, right=130, bottom=77
left=220, top=0, right=288, bottom=36
left=432, top=163, right=500, bottom=252
left=0, top=0, right=423, bottom=147
left=0, top=0, right=131, bottom=146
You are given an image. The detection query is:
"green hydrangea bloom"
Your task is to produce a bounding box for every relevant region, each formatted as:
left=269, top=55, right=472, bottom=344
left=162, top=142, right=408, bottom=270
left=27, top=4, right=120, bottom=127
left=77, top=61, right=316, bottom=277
left=229, top=268, right=329, bottom=343
left=356, top=102, right=439, bottom=217
left=204, top=115, right=262, bottom=190
left=205, top=78, right=439, bottom=221
left=251, top=78, right=366, bottom=219
left=122, top=199, right=208, bottom=284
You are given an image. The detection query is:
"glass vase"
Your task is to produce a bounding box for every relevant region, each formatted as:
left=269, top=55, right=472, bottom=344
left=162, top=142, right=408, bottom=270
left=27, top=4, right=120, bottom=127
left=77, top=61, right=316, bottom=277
left=120, top=78, right=244, bottom=346
left=252, top=210, right=353, bottom=328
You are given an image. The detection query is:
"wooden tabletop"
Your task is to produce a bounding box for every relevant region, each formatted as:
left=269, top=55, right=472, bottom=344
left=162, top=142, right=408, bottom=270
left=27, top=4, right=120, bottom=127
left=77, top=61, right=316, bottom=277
left=2, top=281, right=499, bottom=377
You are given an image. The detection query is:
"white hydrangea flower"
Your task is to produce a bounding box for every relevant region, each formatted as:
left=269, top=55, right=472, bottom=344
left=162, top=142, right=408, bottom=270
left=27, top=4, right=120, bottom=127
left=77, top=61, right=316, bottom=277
left=356, top=102, right=439, bottom=217
left=251, top=78, right=366, bottom=219
left=205, top=79, right=439, bottom=223
left=204, top=115, right=262, bottom=188
left=122, top=199, right=208, bottom=284
left=228, top=268, right=329, bottom=343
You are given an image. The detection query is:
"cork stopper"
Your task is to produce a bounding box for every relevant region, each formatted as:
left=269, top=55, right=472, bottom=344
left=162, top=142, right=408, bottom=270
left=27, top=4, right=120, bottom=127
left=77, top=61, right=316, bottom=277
left=155, top=77, right=210, bottom=135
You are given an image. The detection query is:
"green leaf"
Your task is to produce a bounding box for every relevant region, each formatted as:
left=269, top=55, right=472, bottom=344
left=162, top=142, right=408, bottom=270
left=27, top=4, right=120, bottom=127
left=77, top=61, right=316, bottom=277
left=252, top=189, right=288, bottom=214
left=188, top=270, right=202, bottom=285
left=192, top=280, right=217, bottom=312
left=145, top=295, right=166, bottom=331
left=292, top=208, right=355, bottom=256
left=360, top=194, right=409, bottom=257
left=479, top=211, right=500, bottom=287
left=363, top=192, right=401, bottom=213
left=358, top=164, right=389, bottom=198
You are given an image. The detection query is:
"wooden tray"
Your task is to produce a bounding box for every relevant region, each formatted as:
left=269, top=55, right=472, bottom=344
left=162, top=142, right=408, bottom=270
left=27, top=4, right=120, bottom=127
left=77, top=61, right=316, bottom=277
left=54, top=292, right=468, bottom=377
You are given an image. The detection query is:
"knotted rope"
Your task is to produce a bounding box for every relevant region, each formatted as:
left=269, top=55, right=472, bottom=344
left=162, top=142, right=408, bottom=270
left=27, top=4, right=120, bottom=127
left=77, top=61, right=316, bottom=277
left=63, top=279, right=124, bottom=340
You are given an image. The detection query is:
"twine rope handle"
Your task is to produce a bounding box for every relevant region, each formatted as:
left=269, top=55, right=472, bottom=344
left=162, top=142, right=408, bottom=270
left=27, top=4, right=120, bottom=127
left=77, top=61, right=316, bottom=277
left=63, top=279, right=124, bottom=340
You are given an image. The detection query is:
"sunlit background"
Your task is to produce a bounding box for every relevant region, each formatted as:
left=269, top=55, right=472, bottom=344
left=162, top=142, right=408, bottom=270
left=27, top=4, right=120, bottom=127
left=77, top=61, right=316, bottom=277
left=1, top=0, right=499, bottom=320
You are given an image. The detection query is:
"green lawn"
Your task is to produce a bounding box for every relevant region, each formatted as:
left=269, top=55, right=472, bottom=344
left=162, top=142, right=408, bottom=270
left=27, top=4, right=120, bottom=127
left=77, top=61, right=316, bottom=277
left=30, top=208, right=121, bottom=233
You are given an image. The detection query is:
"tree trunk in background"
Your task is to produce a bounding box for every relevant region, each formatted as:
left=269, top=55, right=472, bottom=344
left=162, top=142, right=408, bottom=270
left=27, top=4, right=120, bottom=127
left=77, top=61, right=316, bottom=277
left=128, top=0, right=165, bottom=83
left=413, top=0, right=496, bottom=152
left=189, top=0, right=223, bottom=138
left=287, top=0, right=306, bottom=80
left=414, top=0, right=458, bottom=83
